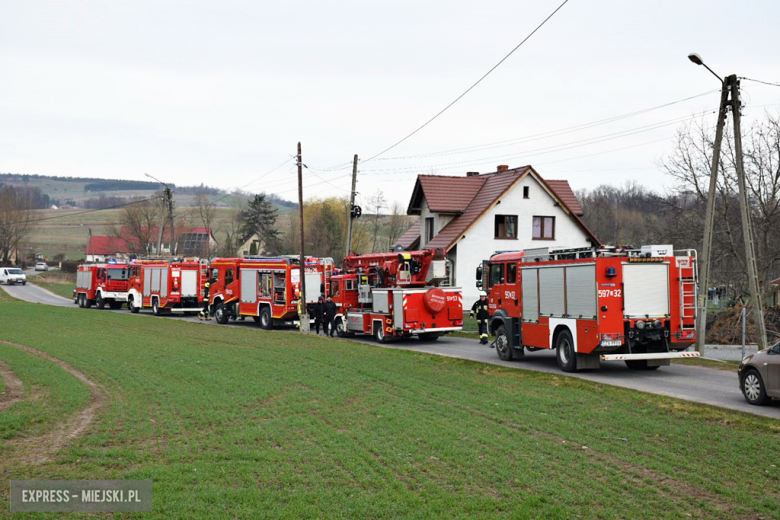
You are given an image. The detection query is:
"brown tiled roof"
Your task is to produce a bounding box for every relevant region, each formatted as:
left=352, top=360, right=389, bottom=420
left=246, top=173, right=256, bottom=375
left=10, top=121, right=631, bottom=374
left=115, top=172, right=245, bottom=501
left=416, top=175, right=486, bottom=213
left=545, top=180, right=583, bottom=216
left=407, top=166, right=599, bottom=251
left=392, top=220, right=421, bottom=250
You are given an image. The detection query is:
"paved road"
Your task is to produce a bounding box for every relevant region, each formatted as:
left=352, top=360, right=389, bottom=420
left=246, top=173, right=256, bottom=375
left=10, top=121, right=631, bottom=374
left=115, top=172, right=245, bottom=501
left=3, top=282, right=779, bottom=420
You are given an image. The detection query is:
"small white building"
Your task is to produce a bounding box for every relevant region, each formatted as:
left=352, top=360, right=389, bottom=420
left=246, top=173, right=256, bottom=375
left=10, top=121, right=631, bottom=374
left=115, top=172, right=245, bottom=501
left=394, top=165, right=600, bottom=305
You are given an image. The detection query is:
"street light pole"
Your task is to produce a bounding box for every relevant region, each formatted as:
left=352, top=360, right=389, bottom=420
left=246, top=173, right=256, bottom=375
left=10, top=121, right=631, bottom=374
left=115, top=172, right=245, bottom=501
left=688, top=54, right=768, bottom=351
left=145, top=173, right=175, bottom=256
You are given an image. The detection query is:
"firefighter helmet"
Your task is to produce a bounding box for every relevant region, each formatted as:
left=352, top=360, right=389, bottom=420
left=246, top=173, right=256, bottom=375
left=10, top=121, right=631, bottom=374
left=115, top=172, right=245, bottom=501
left=479, top=291, right=487, bottom=297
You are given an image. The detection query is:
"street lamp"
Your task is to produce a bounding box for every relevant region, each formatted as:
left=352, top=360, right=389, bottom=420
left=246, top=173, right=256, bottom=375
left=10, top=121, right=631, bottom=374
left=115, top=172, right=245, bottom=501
left=81, top=224, right=93, bottom=263
left=145, top=172, right=170, bottom=190
left=687, top=53, right=723, bottom=83
left=144, top=173, right=175, bottom=256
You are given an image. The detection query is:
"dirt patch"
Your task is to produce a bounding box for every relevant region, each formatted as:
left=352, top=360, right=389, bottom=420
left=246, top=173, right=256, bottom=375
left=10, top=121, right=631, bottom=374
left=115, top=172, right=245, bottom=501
left=0, top=340, right=107, bottom=465
left=0, top=360, right=24, bottom=411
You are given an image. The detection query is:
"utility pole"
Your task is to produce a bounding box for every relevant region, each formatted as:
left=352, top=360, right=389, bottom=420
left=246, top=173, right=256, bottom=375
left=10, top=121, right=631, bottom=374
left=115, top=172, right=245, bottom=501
left=690, top=55, right=768, bottom=351
left=346, top=154, right=358, bottom=258
left=729, top=75, right=767, bottom=350
left=167, top=187, right=176, bottom=256
left=695, top=84, right=729, bottom=353
left=297, top=142, right=310, bottom=333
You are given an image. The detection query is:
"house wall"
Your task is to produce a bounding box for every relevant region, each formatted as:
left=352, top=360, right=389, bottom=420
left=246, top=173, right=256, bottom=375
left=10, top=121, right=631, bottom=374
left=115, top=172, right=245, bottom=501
left=453, top=175, right=592, bottom=305
left=419, top=201, right=455, bottom=248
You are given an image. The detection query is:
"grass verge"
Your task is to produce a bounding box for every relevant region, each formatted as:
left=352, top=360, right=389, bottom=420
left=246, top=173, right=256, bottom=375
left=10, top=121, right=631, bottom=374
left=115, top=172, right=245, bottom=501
left=27, top=270, right=76, bottom=300
left=0, top=298, right=778, bottom=518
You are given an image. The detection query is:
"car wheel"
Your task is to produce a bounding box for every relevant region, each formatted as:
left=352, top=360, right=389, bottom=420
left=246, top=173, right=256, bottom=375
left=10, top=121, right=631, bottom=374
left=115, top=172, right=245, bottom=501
left=259, top=307, right=272, bottom=330
left=128, top=296, right=140, bottom=313
left=495, top=325, right=514, bottom=361
left=556, top=329, right=576, bottom=372
left=625, top=360, right=661, bottom=371
left=742, top=368, right=770, bottom=406
left=96, top=294, right=105, bottom=310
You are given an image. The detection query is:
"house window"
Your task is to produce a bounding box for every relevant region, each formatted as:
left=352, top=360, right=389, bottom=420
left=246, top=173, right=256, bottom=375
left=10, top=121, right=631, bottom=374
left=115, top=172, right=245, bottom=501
left=494, top=215, right=518, bottom=239
left=507, top=263, right=517, bottom=284
left=523, top=186, right=529, bottom=199
left=533, top=216, right=555, bottom=240
left=425, top=217, right=434, bottom=242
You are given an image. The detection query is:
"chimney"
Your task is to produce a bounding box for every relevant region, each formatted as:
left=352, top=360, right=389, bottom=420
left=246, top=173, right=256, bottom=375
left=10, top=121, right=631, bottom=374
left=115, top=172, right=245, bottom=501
left=497, top=165, right=509, bottom=172
left=466, top=171, right=479, bottom=177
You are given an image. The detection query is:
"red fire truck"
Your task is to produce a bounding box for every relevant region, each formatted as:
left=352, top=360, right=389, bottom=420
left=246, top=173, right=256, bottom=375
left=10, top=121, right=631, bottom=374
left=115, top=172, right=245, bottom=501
left=330, top=249, right=463, bottom=341
left=126, top=259, right=210, bottom=315
left=478, top=245, right=700, bottom=372
left=74, top=262, right=132, bottom=309
left=207, top=256, right=327, bottom=328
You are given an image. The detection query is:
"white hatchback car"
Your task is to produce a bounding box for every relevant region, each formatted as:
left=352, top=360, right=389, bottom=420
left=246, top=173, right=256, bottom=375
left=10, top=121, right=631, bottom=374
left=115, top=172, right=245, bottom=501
left=0, top=267, right=27, bottom=285
left=35, top=261, right=49, bottom=271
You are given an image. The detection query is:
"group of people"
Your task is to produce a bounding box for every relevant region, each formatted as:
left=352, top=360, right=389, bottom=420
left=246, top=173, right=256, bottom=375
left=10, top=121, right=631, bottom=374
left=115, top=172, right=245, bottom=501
left=312, top=295, right=338, bottom=336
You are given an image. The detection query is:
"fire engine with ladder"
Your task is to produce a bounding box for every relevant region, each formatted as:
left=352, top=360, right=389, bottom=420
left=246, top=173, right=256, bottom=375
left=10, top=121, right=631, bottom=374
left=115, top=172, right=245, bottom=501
left=477, top=245, right=700, bottom=371
left=207, top=256, right=327, bottom=328
left=330, top=249, right=463, bottom=341
left=74, top=262, right=132, bottom=309
left=126, top=258, right=210, bottom=315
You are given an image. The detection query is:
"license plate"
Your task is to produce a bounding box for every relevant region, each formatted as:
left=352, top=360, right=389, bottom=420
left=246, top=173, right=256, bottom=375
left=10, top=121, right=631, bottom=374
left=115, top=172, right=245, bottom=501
left=601, top=340, right=622, bottom=347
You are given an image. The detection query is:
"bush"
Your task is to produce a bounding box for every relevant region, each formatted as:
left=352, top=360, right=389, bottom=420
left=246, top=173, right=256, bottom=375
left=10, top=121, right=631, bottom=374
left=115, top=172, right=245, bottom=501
left=59, top=261, right=80, bottom=273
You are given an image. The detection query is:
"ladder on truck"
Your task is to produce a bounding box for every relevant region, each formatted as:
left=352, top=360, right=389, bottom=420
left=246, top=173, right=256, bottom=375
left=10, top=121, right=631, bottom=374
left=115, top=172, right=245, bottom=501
left=676, top=251, right=697, bottom=330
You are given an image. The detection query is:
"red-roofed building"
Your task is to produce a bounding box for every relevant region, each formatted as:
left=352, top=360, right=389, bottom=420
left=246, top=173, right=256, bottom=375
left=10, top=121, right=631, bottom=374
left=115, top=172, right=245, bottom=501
left=393, top=165, right=600, bottom=303
left=85, top=226, right=217, bottom=261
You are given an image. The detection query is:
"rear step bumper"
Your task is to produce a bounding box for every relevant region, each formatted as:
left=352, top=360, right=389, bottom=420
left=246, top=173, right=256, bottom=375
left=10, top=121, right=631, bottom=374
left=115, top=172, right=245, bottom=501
left=601, top=352, right=700, bottom=361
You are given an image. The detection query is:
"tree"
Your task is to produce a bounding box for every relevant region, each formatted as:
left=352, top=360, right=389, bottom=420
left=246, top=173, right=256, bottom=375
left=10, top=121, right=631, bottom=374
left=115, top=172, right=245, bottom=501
left=0, top=185, right=37, bottom=264
left=238, top=194, right=280, bottom=252
left=386, top=201, right=410, bottom=250
left=661, top=112, right=780, bottom=295
left=109, top=196, right=164, bottom=256
left=366, top=189, right=387, bottom=252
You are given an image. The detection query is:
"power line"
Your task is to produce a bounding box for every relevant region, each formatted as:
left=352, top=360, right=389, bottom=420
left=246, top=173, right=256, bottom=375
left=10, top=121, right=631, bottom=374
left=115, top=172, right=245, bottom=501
left=362, top=0, right=572, bottom=163
left=373, top=90, right=719, bottom=161
left=740, top=77, right=780, bottom=88
left=208, top=156, right=295, bottom=206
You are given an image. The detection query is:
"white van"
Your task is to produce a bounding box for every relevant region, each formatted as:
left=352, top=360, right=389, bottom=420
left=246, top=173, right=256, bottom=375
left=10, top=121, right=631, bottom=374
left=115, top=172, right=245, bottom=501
left=0, top=267, right=26, bottom=285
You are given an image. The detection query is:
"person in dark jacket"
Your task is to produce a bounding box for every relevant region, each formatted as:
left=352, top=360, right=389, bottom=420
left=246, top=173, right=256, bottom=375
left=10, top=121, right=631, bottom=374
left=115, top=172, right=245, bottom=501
left=323, top=296, right=338, bottom=337
left=313, top=297, right=325, bottom=334
left=470, top=291, right=490, bottom=344
left=198, top=281, right=211, bottom=321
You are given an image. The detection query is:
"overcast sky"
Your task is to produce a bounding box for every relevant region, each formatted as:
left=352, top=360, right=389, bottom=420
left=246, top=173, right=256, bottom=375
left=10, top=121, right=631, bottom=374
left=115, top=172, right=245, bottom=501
left=1, top=0, right=779, bottom=209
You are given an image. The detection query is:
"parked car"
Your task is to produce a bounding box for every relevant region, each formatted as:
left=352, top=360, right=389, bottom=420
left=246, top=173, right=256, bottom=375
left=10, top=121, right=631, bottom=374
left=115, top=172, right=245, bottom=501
left=35, top=261, right=49, bottom=272
left=0, top=267, right=27, bottom=285
left=738, top=342, right=780, bottom=405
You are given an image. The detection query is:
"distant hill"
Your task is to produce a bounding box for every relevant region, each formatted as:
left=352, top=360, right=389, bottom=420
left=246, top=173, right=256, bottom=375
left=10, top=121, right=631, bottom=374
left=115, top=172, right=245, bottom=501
left=0, top=173, right=297, bottom=211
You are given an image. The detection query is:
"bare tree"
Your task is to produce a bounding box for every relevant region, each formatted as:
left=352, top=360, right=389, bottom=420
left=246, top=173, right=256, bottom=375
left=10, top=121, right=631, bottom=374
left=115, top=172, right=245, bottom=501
left=386, top=201, right=409, bottom=250
left=109, top=195, right=164, bottom=256
left=0, top=186, right=37, bottom=264
left=366, top=189, right=387, bottom=252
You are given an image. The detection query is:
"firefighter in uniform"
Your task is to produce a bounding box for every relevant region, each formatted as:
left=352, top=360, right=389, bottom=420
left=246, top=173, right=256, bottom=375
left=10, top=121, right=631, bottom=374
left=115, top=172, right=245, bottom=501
left=198, top=281, right=211, bottom=321
left=470, top=291, right=490, bottom=344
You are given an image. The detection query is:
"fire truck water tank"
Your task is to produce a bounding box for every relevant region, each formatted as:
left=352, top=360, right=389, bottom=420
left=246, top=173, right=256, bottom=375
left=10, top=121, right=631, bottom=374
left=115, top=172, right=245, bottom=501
left=423, top=288, right=447, bottom=314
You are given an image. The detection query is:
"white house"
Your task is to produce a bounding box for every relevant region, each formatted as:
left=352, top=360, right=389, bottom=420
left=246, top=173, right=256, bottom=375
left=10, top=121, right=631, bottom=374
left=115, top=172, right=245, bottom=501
left=393, top=165, right=600, bottom=305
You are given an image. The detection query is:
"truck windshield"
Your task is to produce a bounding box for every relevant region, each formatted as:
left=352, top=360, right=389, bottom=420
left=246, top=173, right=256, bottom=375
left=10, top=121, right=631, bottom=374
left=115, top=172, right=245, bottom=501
left=8, top=269, right=24, bottom=275
left=107, top=268, right=128, bottom=280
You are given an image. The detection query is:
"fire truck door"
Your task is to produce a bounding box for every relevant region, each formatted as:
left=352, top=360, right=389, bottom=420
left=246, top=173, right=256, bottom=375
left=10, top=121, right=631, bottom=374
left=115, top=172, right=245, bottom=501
left=240, top=269, right=259, bottom=303
left=622, top=263, right=670, bottom=318
left=521, top=267, right=539, bottom=321
left=143, top=268, right=152, bottom=296
left=160, top=269, right=168, bottom=298
left=565, top=264, right=597, bottom=318
left=305, top=272, right=322, bottom=302
left=181, top=270, right=198, bottom=297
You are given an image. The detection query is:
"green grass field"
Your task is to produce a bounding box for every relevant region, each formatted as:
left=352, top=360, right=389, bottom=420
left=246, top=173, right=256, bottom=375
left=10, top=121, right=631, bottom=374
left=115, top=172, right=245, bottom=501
left=0, top=292, right=778, bottom=518
left=26, top=270, right=77, bottom=300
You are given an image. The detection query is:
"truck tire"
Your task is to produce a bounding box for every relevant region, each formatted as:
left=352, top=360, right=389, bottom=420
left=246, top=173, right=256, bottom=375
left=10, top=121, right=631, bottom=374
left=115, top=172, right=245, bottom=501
left=152, top=298, right=162, bottom=316
left=418, top=332, right=441, bottom=342
left=259, top=307, right=273, bottom=330
left=215, top=302, right=230, bottom=324
left=555, top=329, right=576, bottom=372
left=78, top=294, right=85, bottom=308
left=374, top=323, right=389, bottom=343
left=96, top=294, right=106, bottom=309
left=128, top=296, right=140, bottom=314
left=495, top=325, right=514, bottom=361
left=625, top=360, right=660, bottom=371
left=84, top=298, right=94, bottom=308
left=73, top=292, right=79, bottom=305
left=335, top=317, right=350, bottom=337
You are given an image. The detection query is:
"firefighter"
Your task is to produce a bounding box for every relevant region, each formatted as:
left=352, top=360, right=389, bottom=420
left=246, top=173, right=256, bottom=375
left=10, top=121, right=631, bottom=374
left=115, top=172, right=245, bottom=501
left=323, top=296, right=337, bottom=337
left=470, top=291, right=490, bottom=344
left=198, top=281, right=211, bottom=321
left=313, top=296, right=325, bottom=335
